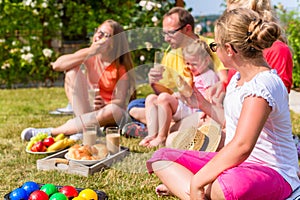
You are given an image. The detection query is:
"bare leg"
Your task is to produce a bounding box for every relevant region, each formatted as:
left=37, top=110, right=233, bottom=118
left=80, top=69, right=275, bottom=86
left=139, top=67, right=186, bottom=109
left=51, top=104, right=124, bottom=136
left=64, top=69, right=77, bottom=106
left=139, top=94, right=158, bottom=146
left=148, top=93, right=178, bottom=147
left=128, top=107, right=146, bottom=124
left=152, top=161, right=192, bottom=200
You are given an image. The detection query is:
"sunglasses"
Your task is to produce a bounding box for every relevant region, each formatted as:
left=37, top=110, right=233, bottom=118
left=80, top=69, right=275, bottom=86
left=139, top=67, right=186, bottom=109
left=209, top=42, right=238, bottom=53
left=94, top=28, right=111, bottom=38
left=162, top=24, right=187, bottom=37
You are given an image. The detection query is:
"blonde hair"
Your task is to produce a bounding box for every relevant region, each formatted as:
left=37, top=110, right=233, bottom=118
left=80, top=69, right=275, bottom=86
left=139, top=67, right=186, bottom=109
left=226, top=0, right=287, bottom=43
left=182, top=39, right=214, bottom=70
left=215, top=8, right=281, bottom=59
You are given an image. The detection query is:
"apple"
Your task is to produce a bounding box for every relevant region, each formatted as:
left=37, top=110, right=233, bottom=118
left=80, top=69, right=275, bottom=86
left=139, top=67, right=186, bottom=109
left=31, top=141, right=47, bottom=152
left=43, top=137, right=55, bottom=147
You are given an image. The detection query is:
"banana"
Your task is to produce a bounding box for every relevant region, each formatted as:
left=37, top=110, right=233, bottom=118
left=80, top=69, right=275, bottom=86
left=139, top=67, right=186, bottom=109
left=46, top=138, right=76, bottom=152
left=47, top=139, right=65, bottom=152
left=64, top=138, right=76, bottom=147
left=54, top=133, right=65, bottom=142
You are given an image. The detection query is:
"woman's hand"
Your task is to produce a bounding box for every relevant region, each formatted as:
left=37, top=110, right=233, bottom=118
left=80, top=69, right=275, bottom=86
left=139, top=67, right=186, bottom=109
left=190, top=176, right=206, bottom=200
left=94, top=95, right=106, bottom=110
left=89, top=38, right=110, bottom=57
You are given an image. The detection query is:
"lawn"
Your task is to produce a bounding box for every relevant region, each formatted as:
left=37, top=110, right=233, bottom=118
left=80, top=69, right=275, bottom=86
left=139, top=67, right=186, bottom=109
left=0, top=87, right=299, bottom=199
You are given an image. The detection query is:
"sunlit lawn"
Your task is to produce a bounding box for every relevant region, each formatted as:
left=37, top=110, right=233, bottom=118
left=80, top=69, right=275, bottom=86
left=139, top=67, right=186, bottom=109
left=0, top=87, right=299, bottom=199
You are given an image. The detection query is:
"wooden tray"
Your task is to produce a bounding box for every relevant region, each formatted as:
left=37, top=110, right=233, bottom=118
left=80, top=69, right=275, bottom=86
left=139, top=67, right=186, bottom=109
left=37, top=146, right=129, bottom=177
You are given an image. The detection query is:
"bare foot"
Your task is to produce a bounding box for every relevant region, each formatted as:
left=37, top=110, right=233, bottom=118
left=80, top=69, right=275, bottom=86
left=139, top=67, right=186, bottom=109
left=139, top=135, right=155, bottom=146
left=155, top=184, right=172, bottom=196
left=147, top=136, right=166, bottom=148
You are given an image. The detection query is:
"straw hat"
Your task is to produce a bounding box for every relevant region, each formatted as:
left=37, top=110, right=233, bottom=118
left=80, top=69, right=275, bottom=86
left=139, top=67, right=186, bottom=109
left=170, top=123, right=222, bottom=152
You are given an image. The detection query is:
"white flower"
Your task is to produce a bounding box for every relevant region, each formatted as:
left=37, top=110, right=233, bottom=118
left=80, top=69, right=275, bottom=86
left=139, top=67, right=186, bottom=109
left=145, top=3, right=153, bottom=11
left=1, top=63, right=10, bottom=70
left=145, top=42, right=153, bottom=51
left=156, top=3, right=161, bottom=8
left=21, top=46, right=31, bottom=53
left=139, top=0, right=156, bottom=11
left=140, top=55, right=145, bottom=62
left=21, top=53, right=34, bottom=63
left=41, top=2, right=47, bottom=8
left=30, top=1, right=36, bottom=8
left=42, top=48, right=53, bottom=58
left=0, top=39, right=5, bottom=43
left=12, top=41, right=17, bottom=46
left=43, top=22, right=49, bottom=26
left=23, top=0, right=32, bottom=6
left=32, top=9, right=39, bottom=15
left=139, top=0, right=147, bottom=7
left=31, top=36, right=38, bottom=40
left=10, top=48, right=19, bottom=54
left=59, top=22, right=63, bottom=27
left=151, top=16, right=158, bottom=23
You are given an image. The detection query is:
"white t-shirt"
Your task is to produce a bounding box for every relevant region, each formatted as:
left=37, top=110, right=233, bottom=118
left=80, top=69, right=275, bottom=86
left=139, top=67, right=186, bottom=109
left=224, top=69, right=300, bottom=190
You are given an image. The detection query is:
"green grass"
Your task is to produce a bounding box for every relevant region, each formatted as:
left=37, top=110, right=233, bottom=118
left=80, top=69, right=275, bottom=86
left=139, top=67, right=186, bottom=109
left=0, top=87, right=299, bottom=199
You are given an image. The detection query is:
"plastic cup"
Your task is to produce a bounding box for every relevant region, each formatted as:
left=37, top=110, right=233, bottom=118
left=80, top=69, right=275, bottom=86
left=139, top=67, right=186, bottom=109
left=105, top=127, right=120, bottom=154
left=83, top=125, right=97, bottom=146
left=88, top=84, right=100, bottom=110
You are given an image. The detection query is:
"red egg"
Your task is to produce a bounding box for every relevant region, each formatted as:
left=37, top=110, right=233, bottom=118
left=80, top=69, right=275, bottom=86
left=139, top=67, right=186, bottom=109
left=59, top=185, right=78, bottom=198
left=28, top=190, right=49, bottom=200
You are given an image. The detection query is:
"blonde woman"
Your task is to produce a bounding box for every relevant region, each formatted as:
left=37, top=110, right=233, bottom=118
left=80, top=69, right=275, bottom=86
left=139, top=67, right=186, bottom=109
left=226, top=0, right=293, bottom=93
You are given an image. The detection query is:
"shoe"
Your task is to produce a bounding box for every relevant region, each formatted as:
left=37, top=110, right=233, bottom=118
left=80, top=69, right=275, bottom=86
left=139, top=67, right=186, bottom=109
left=21, top=127, right=53, bottom=141
left=69, top=133, right=83, bottom=141
left=121, top=122, right=148, bottom=138
left=56, top=103, right=73, bottom=114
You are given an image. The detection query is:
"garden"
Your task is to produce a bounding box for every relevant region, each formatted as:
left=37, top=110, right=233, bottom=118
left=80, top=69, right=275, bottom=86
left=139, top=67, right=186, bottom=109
left=0, top=0, right=300, bottom=199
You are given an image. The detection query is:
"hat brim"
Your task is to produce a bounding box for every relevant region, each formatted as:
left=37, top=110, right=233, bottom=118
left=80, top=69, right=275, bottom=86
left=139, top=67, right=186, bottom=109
left=198, top=123, right=222, bottom=152
left=170, top=123, right=221, bottom=152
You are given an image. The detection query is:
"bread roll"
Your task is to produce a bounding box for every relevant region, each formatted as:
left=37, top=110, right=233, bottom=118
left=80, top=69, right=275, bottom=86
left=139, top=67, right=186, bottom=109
left=68, top=143, right=108, bottom=160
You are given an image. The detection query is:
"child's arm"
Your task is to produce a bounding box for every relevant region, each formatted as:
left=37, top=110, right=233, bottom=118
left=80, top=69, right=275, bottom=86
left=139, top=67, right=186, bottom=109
left=180, top=85, right=225, bottom=126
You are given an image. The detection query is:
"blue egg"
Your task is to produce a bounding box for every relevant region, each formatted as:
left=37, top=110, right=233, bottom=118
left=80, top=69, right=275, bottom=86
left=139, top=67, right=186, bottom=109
left=9, top=188, right=28, bottom=200
left=22, top=181, right=40, bottom=196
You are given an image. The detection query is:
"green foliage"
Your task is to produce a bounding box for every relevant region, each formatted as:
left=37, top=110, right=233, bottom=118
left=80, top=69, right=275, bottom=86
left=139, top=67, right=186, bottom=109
left=276, top=4, right=300, bottom=88
left=0, top=0, right=175, bottom=88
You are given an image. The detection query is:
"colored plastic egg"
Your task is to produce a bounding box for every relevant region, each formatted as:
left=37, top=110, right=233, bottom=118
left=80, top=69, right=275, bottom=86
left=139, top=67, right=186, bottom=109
left=22, top=181, right=40, bottom=196
left=9, top=188, right=28, bottom=200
